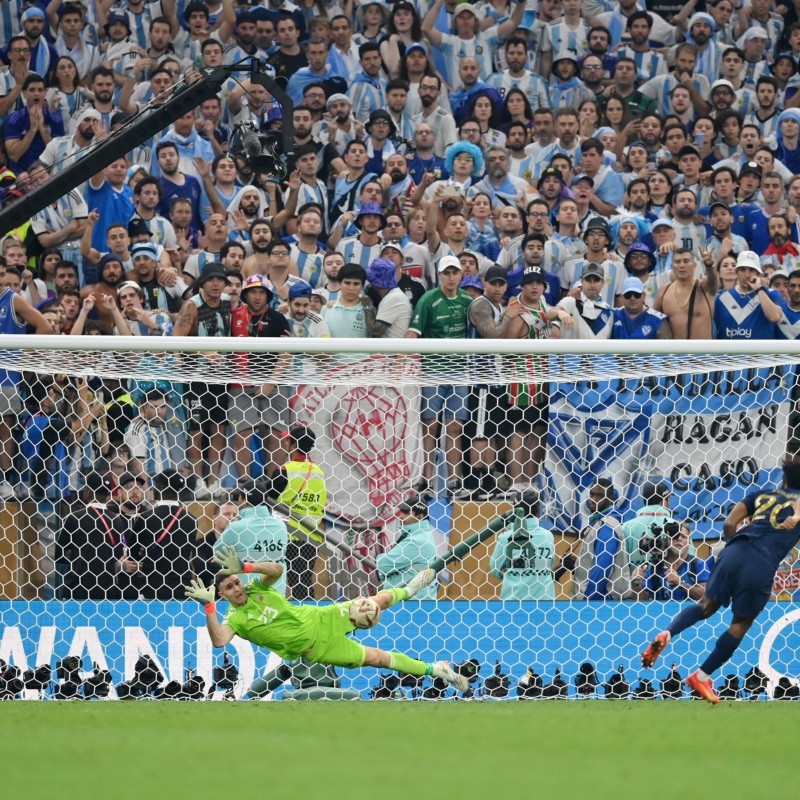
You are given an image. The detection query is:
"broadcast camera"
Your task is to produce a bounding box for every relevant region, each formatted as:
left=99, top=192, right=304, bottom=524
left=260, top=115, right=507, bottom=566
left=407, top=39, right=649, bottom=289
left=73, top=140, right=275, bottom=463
left=116, top=655, right=164, bottom=699
left=229, top=122, right=288, bottom=183
left=639, top=519, right=681, bottom=566
left=483, top=661, right=510, bottom=698
left=212, top=652, right=239, bottom=699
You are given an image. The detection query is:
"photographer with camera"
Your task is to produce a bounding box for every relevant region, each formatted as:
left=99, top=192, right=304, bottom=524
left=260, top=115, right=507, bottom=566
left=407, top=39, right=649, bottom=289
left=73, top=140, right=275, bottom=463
left=621, top=479, right=676, bottom=571
left=568, top=478, right=630, bottom=601
left=490, top=490, right=557, bottom=600
left=632, top=521, right=708, bottom=602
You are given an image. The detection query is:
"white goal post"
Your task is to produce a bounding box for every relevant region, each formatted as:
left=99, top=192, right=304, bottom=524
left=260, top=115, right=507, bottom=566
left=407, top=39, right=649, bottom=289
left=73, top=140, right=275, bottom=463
left=0, top=335, right=799, bottom=700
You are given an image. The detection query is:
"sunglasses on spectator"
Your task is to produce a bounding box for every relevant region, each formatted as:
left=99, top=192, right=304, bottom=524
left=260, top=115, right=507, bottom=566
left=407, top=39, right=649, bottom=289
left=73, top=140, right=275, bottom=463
left=623, top=291, right=643, bottom=299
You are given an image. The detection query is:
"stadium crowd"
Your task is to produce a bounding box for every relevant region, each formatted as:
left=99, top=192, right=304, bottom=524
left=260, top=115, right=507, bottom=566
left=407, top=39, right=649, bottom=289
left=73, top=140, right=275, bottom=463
left=0, top=0, right=799, bottom=598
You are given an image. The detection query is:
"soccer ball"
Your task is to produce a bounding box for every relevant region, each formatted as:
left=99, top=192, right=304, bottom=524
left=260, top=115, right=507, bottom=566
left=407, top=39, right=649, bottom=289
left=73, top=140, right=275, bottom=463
left=348, top=597, right=381, bottom=629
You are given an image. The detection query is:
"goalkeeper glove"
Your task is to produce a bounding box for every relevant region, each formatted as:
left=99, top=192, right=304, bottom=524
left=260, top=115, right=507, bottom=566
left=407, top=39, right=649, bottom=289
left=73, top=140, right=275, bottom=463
left=214, top=545, right=245, bottom=576
left=185, top=579, right=215, bottom=604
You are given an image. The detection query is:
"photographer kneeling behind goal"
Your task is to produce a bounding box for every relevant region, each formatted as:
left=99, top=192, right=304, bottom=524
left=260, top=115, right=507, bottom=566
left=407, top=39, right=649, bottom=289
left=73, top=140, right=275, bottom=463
left=490, top=490, right=559, bottom=600
left=631, top=521, right=708, bottom=602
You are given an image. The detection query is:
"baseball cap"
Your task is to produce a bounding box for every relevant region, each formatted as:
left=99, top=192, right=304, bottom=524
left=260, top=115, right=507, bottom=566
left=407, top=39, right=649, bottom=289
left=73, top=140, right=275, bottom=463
left=621, top=276, right=645, bottom=295
left=539, top=166, right=565, bottom=184
left=651, top=218, right=675, bottom=231
left=152, top=469, right=187, bottom=496
left=453, top=3, right=478, bottom=16
left=736, top=250, right=763, bottom=273
left=770, top=269, right=789, bottom=283
left=571, top=173, right=594, bottom=187
left=521, top=264, right=546, bottom=285
left=380, top=241, right=404, bottom=256
left=82, top=471, right=114, bottom=495
left=677, top=144, right=702, bottom=159
left=460, top=275, right=483, bottom=291
left=131, top=241, right=158, bottom=260
left=642, top=479, right=671, bottom=503
left=104, top=10, right=130, bottom=30
left=739, top=161, right=762, bottom=179
left=437, top=255, right=462, bottom=273
left=404, top=42, right=426, bottom=56
left=484, top=265, right=508, bottom=284
left=117, top=471, right=146, bottom=487
left=709, top=201, right=730, bottom=214
left=582, top=262, right=605, bottom=280
left=288, top=281, right=313, bottom=300
left=128, top=218, right=151, bottom=237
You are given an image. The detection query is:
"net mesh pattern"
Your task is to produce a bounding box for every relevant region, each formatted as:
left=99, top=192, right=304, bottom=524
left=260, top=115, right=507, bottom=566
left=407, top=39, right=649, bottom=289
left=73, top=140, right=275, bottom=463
left=1, top=340, right=799, bottom=701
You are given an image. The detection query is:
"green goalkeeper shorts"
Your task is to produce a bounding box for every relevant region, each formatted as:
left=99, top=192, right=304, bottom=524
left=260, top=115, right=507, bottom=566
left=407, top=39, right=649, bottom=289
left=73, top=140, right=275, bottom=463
left=305, top=602, right=366, bottom=669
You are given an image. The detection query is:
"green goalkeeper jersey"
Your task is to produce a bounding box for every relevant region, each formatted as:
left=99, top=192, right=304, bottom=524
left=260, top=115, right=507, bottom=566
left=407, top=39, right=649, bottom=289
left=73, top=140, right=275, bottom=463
left=222, top=580, right=321, bottom=660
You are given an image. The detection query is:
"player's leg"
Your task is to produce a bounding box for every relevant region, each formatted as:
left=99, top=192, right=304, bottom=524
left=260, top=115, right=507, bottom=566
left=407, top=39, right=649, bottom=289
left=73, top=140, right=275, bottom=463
left=641, top=542, right=741, bottom=669
left=687, top=551, right=771, bottom=703
left=642, top=593, right=721, bottom=668
left=363, top=647, right=468, bottom=692
left=417, top=386, right=442, bottom=493
left=699, top=615, right=755, bottom=676
left=370, top=569, right=437, bottom=611
left=688, top=615, right=755, bottom=700
left=228, top=387, right=256, bottom=481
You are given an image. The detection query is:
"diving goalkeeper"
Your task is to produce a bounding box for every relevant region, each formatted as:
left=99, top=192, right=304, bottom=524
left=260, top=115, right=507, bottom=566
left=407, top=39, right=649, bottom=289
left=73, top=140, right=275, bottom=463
left=185, top=546, right=468, bottom=692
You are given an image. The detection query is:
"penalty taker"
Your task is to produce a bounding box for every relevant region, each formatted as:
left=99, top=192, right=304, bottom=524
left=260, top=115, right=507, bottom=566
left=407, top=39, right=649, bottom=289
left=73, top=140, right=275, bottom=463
left=185, top=546, right=468, bottom=695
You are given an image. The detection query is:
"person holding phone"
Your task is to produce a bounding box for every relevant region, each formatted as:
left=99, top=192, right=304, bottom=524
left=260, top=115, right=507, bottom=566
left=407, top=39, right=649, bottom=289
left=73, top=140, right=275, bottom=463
left=714, top=250, right=782, bottom=340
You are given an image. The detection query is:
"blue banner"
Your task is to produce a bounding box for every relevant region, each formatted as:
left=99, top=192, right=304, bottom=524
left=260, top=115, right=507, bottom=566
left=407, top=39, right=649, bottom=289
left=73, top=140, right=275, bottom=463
left=2, top=600, right=799, bottom=697
left=544, top=366, right=797, bottom=536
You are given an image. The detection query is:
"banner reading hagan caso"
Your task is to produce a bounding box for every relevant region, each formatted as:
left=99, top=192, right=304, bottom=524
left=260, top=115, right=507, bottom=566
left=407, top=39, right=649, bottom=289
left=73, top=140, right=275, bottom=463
left=1, top=600, right=799, bottom=697
left=544, top=365, right=795, bottom=535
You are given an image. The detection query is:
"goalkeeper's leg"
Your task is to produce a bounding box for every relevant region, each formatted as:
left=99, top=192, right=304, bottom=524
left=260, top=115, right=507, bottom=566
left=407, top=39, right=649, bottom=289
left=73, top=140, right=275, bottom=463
left=363, top=647, right=468, bottom=692
left=371, top=569, right=437, bottom=610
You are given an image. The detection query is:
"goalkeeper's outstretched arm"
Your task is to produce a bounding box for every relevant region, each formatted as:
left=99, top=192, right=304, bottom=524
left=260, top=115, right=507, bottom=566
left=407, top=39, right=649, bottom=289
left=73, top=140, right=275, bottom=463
left=185, top=547, right=286, bottom=647
left=243, top=561, right=284, bottom=584
left=185, top=577, right=235, bottom=647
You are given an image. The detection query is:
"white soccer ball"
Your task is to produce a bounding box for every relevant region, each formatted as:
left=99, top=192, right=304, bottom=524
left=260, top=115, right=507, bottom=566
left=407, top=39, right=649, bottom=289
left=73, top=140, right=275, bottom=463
left=348, top=597, right=381, bottom=629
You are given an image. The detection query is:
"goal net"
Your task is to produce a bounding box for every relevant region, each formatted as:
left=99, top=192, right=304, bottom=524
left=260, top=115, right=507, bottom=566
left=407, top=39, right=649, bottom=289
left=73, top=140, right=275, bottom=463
left=1, top=335, right=800, bottom=701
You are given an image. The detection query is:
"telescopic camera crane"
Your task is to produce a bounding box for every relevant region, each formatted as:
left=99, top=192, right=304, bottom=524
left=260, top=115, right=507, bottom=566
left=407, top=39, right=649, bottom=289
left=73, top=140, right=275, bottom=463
left=0, top=57, right=294, bottom=232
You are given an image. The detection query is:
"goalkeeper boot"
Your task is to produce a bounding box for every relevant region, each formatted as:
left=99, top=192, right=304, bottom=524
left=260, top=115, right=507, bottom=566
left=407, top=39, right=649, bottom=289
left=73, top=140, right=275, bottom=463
left=686, top=671, right=720, bottom=704
left=432, top=661, right=469, bottom=693
left=641, top=630, right=671, bottom=669
left=404, top=568, right=436, bottom=598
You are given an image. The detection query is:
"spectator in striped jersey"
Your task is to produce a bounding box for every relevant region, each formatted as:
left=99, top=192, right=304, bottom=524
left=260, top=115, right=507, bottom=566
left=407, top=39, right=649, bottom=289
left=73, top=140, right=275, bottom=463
left=617, top=12, right=667, bottom=82
left=336, top=202, right=386, bottom=270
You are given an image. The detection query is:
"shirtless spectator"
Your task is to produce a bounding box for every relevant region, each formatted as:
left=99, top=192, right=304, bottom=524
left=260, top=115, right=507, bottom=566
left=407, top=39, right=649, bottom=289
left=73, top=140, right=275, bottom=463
left=654, top=248, right=718, bottom=340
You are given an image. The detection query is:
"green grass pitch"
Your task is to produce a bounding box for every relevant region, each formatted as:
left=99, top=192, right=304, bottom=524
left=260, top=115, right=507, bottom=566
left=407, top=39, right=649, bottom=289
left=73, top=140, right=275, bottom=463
left=3, top=701, right=793, bottom=799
